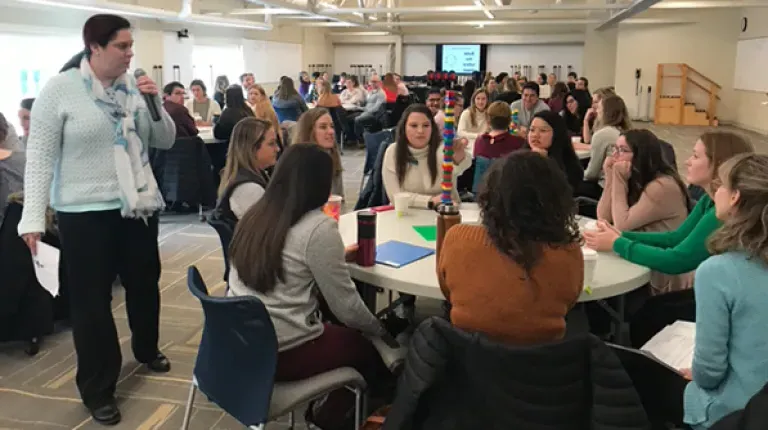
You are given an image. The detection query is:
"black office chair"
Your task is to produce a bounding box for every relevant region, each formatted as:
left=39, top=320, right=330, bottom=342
left=328, top=106, right=349, bottom=155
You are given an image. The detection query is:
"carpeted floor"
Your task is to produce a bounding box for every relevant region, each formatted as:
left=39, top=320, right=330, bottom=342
left=0, top=124, right=766, bottom=430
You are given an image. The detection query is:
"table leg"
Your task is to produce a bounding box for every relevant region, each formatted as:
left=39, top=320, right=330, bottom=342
left=597, top=296, right=630, bottom=346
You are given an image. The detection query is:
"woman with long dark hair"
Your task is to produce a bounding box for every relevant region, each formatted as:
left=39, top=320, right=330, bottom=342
left=526, top=110, right=584, bottom=192
left=19, top=14, right=175, bottom=424
left=439, top=151, right=583, bottom=344
left=563, top=89, right=591, bottom=136
left=382, top=104, right=471, bottom=208
left=213, top=84, right=253, bottom=142
left=228, top=144, right=391, bottom=429
left=596, top=129, right=691, bottom=295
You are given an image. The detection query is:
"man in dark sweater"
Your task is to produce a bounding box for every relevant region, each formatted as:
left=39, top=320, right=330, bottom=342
left=162, top=82, right=198, bottom=138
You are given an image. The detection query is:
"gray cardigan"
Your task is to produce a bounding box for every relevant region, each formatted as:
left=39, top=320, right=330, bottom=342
left=584, top=126, right=621, bottom=186
left=228, top=209, right=386, bottom=351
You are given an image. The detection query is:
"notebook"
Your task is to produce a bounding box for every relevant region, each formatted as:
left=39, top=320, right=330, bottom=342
left=376, top=241, right=435, bottom=268
left=412, top=225, right=437, bottom=242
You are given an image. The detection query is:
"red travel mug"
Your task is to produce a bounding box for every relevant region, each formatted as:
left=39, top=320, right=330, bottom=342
left=356, top=210, right=377, bottom=267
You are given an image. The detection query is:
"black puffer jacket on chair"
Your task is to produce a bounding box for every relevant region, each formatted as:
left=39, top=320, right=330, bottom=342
left=382, top=317, right=650, bottom=430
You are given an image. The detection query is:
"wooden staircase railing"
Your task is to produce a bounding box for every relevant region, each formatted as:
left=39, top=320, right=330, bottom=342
left=655, top=63, right=720, bottom=126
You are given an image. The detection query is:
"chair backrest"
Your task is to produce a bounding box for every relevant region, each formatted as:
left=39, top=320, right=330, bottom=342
left=187, top=266, right=278, bottom=428
left=274, top=107, right=300, bottom=123
left=327, top=107, right=347, bottom=144
left=207, top=219, right=234, bottom=282
left=362, top=129, right=395, bottom=175
left=472, top=156, right=493, bottom=194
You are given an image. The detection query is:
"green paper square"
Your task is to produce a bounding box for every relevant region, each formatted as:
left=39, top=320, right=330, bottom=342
left=413, top=225, right=438, bottom=242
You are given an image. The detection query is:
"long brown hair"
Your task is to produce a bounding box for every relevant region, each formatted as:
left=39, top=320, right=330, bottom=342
left=467, top=88, right=490, bottom=129
left=699, top=131, right=755, bottom=194
left=708, top=154, right=768, bottom=263
left=230, top=144, right=333, bottom=292
left=382, top=73, right=398, bottom=95
left=292, top=108, right=342, bottom=175
left=621, top=129, right=689, bottom=209
left=598, top=94, right=632, bottom=132
left=394, top=104, right=441, bottom=186
left=277, top=76, right=300, bottom=100
left=218, top=118, right=273, bottom=196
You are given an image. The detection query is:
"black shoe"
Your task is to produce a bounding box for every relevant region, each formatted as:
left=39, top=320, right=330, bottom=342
left=144, top=353, right=171, bottom=373
left=89, top=402, right=121, bottom=426
left=25, top=337, right=40, bottom=356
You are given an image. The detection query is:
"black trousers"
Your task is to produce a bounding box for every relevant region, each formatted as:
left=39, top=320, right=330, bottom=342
left=57, top=210, right=161, bottom=408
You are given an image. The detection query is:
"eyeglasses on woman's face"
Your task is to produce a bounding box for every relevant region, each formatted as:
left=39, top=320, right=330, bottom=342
left=610, top=144, right=633, bottom=155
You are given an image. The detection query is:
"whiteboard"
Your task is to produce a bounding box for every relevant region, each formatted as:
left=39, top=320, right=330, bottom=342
left=403, top=45, right=435, bottom=76
left=264, top=42, right=302, bottom=83
left=733, top=38, right=768, bottom=92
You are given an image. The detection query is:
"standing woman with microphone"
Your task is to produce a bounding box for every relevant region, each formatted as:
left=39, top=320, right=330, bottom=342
left=18, top=14, right=175, bottom=425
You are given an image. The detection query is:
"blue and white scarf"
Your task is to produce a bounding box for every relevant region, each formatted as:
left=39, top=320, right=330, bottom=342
left=79, top=56, right=164, bottom=218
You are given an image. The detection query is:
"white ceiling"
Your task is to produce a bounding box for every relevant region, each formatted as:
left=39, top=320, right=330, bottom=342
left=1, top=0, right=765, bottom=33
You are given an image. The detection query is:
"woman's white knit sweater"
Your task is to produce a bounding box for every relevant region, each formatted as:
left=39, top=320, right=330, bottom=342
left=18, top=69, right=176, bottom=235
left=456, top=109, right=489, bottom=154
left=382, top=143, right=472, bottom=208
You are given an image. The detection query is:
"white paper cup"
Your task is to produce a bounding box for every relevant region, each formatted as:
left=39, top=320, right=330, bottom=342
left=582, top=247, right=598, bottom=287
left=571, top=136, right=582, bottom=144
left=583, top=220, right=599, bottom=232
left=394, top=193, right=410, bottom=217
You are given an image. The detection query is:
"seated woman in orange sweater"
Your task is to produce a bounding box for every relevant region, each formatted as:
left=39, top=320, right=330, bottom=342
left=438, top=151, right=584, bottom=345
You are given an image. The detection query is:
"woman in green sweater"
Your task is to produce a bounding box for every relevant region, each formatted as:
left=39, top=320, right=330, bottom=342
left=584, top=131, right=753, bottom=274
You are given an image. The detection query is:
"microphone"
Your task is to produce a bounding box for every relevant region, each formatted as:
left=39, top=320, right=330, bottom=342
left=134, top=68, right=161, bottom=122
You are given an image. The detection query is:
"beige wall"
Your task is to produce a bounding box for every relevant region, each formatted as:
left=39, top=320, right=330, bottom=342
left=582, top=25, right=617, bottom=92
left=302, top=28, right=335, bottom=72
left=733, top=8, right=768, bottom=134
left=614, top=9, right=741, bottom=121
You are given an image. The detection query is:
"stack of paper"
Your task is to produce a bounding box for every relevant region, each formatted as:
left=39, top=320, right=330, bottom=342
left=641, top=320, right=696, bottom=370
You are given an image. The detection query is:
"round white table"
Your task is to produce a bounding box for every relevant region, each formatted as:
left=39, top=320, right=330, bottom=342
left=339, top=204, right=650, bottom=303
left=198, top=126, right=226, bottom=144
left=577, top=149, right=590, bottom=160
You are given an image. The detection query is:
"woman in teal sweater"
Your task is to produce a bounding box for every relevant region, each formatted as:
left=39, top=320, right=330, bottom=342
left=681, top=153, right=768, bottom=429
left=584, top=131, right=753, bottom=274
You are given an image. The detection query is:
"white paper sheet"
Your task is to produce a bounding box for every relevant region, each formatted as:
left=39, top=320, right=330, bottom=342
left=641, top=320, right=696, bottom=370
left=32, top=242, right=60, bottom=297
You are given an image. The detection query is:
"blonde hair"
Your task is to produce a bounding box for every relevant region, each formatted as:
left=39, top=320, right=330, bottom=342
left=292, top=107, right=342, bottom=175
left=248, top=84, right=280, bottom=137
left=218, top=117, right=273, bottom=196
left=708, top=154, right=768, bottom=263
left=316, top=80, right=340, bottom=108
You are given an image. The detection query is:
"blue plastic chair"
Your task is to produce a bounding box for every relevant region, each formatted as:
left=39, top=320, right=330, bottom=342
left=207, top=219, right=233, bottom=283
left=181, top=266, right=368, bottom=430
left=472, top=156, right=493, bottom=194
left=274, top=106, right=301, bottom=123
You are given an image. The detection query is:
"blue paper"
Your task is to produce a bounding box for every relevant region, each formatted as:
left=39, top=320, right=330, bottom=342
left=375, top=241, right=435, bottom=268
